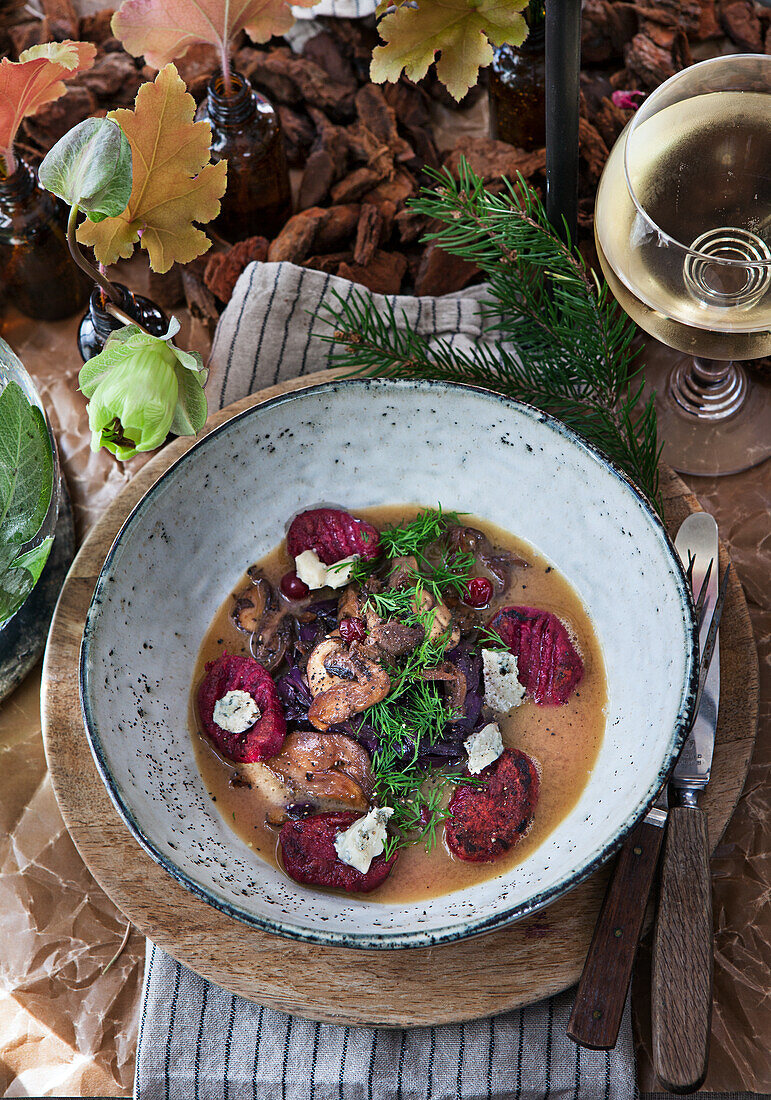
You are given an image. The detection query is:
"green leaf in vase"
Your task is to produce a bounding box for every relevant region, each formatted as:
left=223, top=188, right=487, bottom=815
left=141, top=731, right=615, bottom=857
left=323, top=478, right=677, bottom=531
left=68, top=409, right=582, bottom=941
left=14, top=537, right=54, bottom=587
left=0, top=381, right=53, bottom=545
left=0, top=563, right=34, bottom=625
left=39, top=117, right=132, bottom=222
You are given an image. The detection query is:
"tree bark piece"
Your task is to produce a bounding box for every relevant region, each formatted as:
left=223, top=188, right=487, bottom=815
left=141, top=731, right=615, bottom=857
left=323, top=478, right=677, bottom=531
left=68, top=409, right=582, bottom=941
left=353, top=205, right=384, bottom=266
left=205, top=238, right=270, bottom=303
left=414, top=244, right=480, bottom=297
left=41, top=0, right=79, bottom=40
left=337, top=250, right=408, bottom=295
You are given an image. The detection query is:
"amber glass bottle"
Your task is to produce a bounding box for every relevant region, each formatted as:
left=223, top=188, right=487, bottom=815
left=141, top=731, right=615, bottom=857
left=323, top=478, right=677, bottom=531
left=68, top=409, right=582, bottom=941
left=197, top=70, right=292, bottom=243
left=77, top=283, right=168, bottom=362
left=0, top=157, right=91, bottom=320
left=489, top=1, right=546, bottom=151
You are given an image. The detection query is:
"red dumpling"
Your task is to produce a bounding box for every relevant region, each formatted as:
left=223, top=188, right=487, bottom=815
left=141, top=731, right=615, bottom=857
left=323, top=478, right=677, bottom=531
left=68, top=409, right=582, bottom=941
left=197, top=653, right=286, bottom=762
left=445, top=749, right=540, bottom=863
left=279, top=811, right=397, bottom=893
left=486, top=605, right=584, bottom=705
left=287, top=508, right=380, bottom=564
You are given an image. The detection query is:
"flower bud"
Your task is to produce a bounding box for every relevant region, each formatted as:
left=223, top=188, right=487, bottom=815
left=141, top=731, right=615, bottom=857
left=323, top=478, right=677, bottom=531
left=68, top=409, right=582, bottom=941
left=78, top=320, right=207, bottom=461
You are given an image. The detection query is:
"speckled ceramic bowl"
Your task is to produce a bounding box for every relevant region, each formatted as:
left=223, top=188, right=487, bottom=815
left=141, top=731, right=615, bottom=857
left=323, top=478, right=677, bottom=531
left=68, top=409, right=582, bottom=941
left=80, top=379, right=698, bottom=948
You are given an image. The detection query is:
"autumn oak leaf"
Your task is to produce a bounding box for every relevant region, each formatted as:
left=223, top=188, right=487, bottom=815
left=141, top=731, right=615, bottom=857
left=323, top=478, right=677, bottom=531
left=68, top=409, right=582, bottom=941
left=371, top=0, right=529, bottom=102
left=77, top=64, right=227, bottom=273
left=0, top=41, right=96, bottom=164
left=111, top=0, right=318, bottom=71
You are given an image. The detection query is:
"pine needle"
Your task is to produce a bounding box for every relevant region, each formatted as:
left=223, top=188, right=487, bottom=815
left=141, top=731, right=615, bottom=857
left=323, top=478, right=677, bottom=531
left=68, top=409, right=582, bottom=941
left=316, top=159, right=662, bottom=513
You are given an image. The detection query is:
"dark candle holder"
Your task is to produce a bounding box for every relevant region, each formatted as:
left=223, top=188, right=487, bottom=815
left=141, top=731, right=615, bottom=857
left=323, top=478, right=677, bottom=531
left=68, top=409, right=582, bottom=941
left=77, top=283, right=168, bottom=362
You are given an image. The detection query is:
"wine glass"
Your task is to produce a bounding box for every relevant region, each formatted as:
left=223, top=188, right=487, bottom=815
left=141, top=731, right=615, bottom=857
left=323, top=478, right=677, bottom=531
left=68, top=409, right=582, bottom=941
left=594, top=55, right=771, bottom=476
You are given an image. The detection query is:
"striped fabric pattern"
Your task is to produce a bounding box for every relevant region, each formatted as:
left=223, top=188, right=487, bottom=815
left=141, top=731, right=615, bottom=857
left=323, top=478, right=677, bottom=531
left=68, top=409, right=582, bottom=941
left=207, top=261, right=491, bottom=408
left=136, top=945, right=636, bottom=1100
left=135, top=261, right=637, bottom=1100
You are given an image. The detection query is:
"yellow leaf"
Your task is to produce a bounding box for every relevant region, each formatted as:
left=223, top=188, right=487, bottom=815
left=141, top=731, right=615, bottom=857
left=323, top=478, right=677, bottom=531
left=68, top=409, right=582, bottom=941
left=371, top=0, right=528, bottom=102
left=111, top=0, right=318, bottom=71
left=78, top=64, right=227, bottom=273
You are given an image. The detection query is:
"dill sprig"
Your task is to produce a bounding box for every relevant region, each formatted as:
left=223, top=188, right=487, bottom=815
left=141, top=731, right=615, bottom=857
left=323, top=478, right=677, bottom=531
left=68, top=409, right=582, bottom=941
left=316, top=160, right=662, bottom=514
left=379, top=506, right=462, bottom=558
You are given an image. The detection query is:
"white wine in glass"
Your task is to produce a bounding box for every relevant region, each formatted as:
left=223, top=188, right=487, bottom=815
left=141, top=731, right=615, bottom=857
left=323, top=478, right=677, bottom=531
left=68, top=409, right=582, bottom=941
left=595, top=55, right=771, bottom=475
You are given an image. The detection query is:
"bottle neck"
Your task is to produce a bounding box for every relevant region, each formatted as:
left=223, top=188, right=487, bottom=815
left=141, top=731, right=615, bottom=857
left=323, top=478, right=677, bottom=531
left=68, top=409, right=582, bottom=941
left=206, top=70, right=256, bottom=126
left=521, top=0, right=546, bottom=50
left=88, top=283, right=135, bottom=340
left=0, top=158, right=37, bottom=204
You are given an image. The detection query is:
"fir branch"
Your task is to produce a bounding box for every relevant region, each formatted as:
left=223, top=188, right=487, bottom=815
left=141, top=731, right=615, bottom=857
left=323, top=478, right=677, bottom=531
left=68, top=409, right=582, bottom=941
left=317, top=160, right=662, bottom=513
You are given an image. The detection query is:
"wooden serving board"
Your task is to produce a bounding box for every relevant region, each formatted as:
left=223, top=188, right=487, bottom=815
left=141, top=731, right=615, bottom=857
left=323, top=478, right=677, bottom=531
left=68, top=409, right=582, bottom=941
left=41, top=371, right=759, bottom=1027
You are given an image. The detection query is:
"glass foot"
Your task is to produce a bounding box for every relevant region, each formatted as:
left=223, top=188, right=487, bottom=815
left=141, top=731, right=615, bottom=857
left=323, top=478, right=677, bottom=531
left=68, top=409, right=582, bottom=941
left=641, top=339, right=771, bottom=476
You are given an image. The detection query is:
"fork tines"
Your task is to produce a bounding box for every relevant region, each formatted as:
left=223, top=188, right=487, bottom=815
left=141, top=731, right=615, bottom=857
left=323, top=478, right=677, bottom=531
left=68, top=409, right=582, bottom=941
left=694, top=563, right=730, bottom=713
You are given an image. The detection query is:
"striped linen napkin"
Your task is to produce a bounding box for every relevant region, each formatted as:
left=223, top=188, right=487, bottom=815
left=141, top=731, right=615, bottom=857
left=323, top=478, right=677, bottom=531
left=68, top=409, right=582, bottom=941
left=135, top=261, right=637, bottom=1100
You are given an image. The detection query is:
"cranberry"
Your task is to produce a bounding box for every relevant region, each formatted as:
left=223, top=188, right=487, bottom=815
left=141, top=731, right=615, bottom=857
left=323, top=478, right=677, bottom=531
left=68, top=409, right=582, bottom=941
left=280, top=571, right=310, bottom=601
left=464, top=576, right=494, bottom=608
left=339, top=616, right=367, bottom=644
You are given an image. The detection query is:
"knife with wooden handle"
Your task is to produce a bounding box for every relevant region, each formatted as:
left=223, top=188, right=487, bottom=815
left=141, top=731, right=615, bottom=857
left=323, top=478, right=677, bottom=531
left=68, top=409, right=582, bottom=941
left=652, top=513, right=721, bottom=1093
left=567, top=791, right=667, bottom=1049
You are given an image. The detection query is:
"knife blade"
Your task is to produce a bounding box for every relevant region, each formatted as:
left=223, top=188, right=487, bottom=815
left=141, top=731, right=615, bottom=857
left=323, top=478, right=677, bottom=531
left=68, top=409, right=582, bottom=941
left=651, top=512, right=721, bottom=1094
left=672, top=513, right=720, bottom=801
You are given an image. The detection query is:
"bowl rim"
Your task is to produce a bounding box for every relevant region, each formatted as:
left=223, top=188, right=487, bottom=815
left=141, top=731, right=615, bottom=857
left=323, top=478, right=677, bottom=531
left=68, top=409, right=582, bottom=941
left=80, top=377, right=700, bottom=949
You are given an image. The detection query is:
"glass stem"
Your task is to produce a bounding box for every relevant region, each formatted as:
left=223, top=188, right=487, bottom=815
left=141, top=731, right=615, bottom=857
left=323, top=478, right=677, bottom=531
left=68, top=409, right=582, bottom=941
left=669, top=357, right=748, bottom=421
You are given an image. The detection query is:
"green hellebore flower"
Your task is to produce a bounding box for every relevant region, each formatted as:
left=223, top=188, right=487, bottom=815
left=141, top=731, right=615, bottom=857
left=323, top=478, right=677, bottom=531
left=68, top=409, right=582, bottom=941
left=78, top=319, right=208, bottom=461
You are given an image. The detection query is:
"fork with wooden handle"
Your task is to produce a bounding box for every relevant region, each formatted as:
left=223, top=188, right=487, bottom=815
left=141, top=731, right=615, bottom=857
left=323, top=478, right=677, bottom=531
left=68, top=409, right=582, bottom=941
left=651, top=524, right=730, bottom=1093
left=567, top=541, right=721, bottom=1051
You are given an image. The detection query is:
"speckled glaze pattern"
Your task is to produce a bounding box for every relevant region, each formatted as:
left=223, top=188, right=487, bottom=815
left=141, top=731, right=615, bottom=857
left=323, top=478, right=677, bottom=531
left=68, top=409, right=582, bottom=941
left=80, top=379, right=699, bottom=949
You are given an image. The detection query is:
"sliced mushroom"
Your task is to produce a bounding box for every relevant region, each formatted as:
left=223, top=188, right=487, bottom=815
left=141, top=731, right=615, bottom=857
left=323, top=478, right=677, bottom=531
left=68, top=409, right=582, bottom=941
left=308, top=641, right=391, bottom=731
left=231, top=573, right=271, bottom=634
left=337, top=585, right=362, bottom=621
left=412, top=588, right=461, bottom=647
left=249, top=607, right=292, bottom=672
left=420, top=662, right=467, bottom=714
left=445, top=524, right=526, bottom=591
left=388, top=555, right=419, bottom=588
left=306, top=636, right=350, bottom=696
left=265, top=729, right=374, bottom=811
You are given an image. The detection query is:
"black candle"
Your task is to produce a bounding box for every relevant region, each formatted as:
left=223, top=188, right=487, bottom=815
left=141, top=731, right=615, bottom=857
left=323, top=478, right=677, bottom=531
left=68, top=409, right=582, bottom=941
left=545, top=0, right=582, bottom=244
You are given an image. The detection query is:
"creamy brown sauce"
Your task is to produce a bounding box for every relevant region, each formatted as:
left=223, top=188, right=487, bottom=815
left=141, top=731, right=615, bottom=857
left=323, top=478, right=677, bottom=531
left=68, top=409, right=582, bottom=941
left=190, top=505, right=607, bottom=903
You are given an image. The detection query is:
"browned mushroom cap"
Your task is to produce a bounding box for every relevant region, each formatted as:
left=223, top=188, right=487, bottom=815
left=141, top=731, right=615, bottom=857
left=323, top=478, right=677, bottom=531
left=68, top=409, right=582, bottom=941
left=231, top=573, right=272, bottom=634
left=370, top=619, right=425, bottom=656
left=306, top=636, right=351, bottom=696
left=308, top=641, right=391, bottom=731
left=266, top=730, right=374, bottom=811
left=420, top=662, right=467, bottom=714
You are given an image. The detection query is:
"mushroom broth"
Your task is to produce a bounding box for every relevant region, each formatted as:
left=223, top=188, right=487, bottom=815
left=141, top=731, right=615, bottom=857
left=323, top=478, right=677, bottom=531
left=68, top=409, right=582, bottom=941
left=190, top=505, right=607, bottom=903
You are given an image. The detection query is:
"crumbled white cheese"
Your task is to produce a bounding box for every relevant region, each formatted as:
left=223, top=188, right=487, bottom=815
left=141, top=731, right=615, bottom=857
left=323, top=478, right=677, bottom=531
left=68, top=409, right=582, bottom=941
left=334, top=806, right=394, bottom=874
left=295, top=549, right=328, bottom=589
left=325, top=555, right=357, bottom=589
left=465, top=722, right=505, bottom=775
left=212, top=689, right=260, bottom=734
left=481, top=648, right=526, bottom=715
left=295, top=550, right=358, bottom=591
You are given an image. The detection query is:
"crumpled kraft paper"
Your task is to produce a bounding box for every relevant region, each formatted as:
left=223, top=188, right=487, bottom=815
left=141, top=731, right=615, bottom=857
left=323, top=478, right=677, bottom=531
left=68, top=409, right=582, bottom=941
left=0, top=667, right=142, bottom=1097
